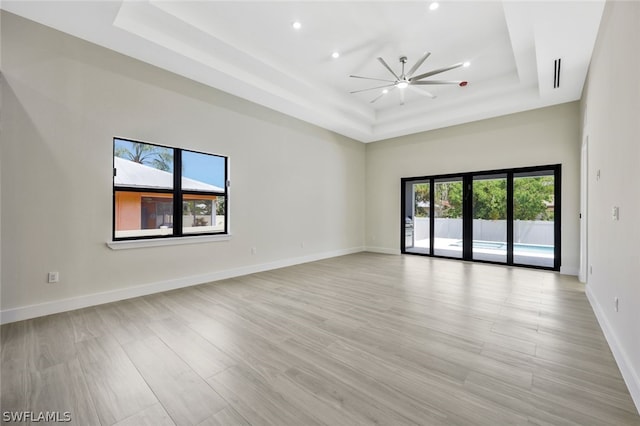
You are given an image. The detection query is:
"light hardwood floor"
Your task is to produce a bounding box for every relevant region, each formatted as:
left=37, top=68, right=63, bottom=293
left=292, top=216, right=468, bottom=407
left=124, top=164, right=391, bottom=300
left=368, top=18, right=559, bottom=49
left=2, top=253, right=639, bottom=425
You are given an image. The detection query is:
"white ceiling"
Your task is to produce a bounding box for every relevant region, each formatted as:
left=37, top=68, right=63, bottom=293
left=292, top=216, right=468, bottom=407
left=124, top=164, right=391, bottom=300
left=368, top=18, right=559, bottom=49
left=2, top=1, right=605, bottom=143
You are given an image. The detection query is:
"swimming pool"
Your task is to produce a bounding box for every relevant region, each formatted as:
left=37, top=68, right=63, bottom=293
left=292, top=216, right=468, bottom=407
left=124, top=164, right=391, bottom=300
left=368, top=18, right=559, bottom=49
left=449, top=240, right=554, bottom=255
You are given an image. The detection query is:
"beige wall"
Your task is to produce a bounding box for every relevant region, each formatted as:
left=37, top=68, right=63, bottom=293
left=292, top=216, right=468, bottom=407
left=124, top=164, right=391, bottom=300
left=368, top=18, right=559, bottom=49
left=0, top=12, right=365, bottom=317
left=580, top=0, right=640, bottom=409
left=365, top=102, right=581, bottom=273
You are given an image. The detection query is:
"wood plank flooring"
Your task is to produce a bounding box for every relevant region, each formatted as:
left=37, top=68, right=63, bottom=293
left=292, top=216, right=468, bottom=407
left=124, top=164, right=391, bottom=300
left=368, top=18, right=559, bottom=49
left=2, top=253, right=639, bottom=425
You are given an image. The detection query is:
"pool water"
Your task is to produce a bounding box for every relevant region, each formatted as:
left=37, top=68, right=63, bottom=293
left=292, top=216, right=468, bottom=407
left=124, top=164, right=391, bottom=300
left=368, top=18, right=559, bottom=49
left=450, top=240, right=554, bottom=255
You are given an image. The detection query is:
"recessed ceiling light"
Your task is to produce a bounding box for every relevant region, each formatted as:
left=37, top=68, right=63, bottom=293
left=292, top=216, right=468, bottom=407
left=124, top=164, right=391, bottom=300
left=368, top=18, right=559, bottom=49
left=292, top=21, right=302, bottom=30
left=429, top=2, right=439, bottom=11
left=382, top=89, right=389, bottom=94
left=463, top=61, right=471, bottom=67
left=332, top=52, right=340, bottom=59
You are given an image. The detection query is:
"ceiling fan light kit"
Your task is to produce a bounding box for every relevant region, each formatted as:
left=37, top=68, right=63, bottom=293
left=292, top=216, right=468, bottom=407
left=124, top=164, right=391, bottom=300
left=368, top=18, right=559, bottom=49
left=350, top=52, right=468, bottom=105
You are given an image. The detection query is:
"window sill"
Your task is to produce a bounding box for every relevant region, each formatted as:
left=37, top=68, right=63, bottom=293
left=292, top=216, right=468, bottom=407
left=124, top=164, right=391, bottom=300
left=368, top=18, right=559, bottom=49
left=107, top=234, right=232, bottom=250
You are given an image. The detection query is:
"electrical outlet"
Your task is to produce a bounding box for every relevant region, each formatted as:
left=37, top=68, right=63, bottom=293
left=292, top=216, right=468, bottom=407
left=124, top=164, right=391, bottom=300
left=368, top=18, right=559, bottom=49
left=301, top=241, right=306, bottom=249
left=251, top=247, right=257, bottom=255
left=47, top=272, right=59, bottom=283
left=612, top=206, right=620, bottom=221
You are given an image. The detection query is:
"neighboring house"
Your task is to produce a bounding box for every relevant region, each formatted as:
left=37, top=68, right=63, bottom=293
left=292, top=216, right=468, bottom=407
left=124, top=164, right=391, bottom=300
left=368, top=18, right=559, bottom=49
left=114, top=156, right=224, bottom=233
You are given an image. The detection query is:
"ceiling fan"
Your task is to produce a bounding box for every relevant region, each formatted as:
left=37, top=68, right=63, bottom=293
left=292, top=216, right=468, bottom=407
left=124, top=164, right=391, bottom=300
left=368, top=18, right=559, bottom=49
left=350, top=52, right=468, bottom=104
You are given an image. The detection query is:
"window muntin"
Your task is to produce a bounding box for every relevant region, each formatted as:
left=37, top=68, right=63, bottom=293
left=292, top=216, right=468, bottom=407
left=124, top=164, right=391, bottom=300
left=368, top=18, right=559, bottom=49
left=113, top=138, right=227, bottom=240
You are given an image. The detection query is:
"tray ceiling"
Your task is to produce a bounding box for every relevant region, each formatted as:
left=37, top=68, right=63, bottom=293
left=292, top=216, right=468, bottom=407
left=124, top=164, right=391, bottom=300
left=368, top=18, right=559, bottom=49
left=2, top=1, right=605, bottom=142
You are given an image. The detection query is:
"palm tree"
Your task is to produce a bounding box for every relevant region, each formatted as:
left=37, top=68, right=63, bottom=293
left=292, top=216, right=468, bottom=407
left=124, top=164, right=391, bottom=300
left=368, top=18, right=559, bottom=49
left=115, top=141, right=173, bottom=172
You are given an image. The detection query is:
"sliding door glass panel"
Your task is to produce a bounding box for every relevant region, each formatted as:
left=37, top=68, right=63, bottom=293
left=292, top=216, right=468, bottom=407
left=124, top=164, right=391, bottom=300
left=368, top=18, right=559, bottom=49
left=403, top=181, right=430, bottom=254
left=513, top=171, right=555, bottom=267
left=434, top=178, right=463, bottom=258
left=472, top=174, right=507, bottom=263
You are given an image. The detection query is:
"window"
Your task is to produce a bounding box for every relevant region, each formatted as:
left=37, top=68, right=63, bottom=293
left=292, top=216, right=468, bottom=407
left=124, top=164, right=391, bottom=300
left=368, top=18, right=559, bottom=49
left=113, top=138, right=227, bottom=240
left=401, top=164, right=560, bottom=271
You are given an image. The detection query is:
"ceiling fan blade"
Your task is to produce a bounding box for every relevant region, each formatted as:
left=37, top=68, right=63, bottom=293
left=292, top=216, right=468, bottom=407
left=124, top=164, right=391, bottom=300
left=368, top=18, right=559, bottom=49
left=370, top=93, right=385, bottom=103
left=349, top=75, right=396, bottom=83
left=412, top=80, right=463, bottom=85
left=406, top=52, right=431, bottom=78
left=410, top=62, right=463, bottom=81
left=370, top=86, right=396, bottom=103
left=408, top=85, right=436, bottom=98
left=377, top=57, right=401, bottom=80
left=350, top=83, right=396, bottom=94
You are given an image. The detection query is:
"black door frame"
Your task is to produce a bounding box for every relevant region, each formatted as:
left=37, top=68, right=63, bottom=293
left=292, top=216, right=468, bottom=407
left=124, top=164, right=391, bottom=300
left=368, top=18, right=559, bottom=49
left=401, top=164, right=561, bottom=271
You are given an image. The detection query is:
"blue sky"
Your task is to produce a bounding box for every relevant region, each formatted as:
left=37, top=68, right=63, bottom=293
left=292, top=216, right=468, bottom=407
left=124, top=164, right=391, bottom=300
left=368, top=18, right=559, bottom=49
left=182, top=150, right=226, bottom=188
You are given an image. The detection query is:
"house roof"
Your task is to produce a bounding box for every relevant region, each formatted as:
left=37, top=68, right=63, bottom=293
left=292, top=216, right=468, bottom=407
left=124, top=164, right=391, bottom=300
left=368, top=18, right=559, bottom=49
left=114, top=156, right=224, bottom=192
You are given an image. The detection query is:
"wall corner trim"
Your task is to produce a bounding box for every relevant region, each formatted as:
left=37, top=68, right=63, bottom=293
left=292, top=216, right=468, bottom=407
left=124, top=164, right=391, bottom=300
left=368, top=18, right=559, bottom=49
left=586, top=285, right=640, bottom=415
left=0, top=246, right=364, bottom=325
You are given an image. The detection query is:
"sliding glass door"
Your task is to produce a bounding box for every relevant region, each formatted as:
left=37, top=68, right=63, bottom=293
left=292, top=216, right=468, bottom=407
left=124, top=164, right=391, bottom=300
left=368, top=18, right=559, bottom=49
left=404, top=181, right=430, bottom=255
left=401, top=165, right=560, bottom=270
left=513, top=170, right=556, bottom=268
left=434, top=178, right=463, bottom=258
left=472, top=173, right=507, bottom=263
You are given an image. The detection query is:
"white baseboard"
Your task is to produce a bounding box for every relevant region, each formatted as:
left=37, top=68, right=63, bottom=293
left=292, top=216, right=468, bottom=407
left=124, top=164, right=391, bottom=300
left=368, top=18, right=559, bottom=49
left=365, top=246, right=401, bottom=255
left=586, top=285, right=640, bottom=415
left=0, top=246, right=364, bottom=325
left=560, top=265, right=579, bottom=276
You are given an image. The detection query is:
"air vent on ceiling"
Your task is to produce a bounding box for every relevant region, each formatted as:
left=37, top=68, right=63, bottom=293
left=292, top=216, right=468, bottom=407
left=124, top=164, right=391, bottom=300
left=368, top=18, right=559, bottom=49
left=553, top=58, right=562, bottom=89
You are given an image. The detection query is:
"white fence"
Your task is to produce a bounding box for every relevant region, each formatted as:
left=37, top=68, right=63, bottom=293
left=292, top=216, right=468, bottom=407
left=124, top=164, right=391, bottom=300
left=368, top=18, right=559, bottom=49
left=413, top=218, right=554, bottom=245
